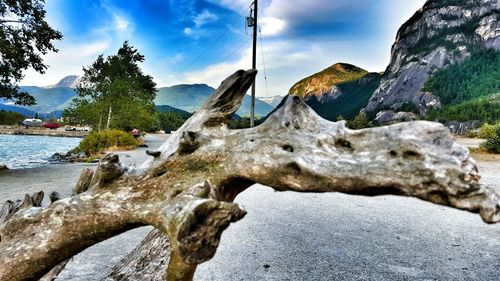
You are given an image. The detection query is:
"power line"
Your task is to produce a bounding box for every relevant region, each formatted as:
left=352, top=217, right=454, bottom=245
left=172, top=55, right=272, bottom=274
left=180, top=6, right=252, bottom=72
left=203, top=37, right=252, bottom=74
left=258, top=24, right=269, bottom=97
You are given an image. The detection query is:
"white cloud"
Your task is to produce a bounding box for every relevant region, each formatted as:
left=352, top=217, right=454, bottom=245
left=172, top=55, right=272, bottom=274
left=178, top=34, right=401, bottom=97
left=114, top=15, right=130, bottom=32
left=21, top=40, right=110, bottom=86
left=183, top=46, right=252, bottom=87
left=184, top=10, right=219, bottom=38
left=20, top=1, right=137, bottom=86
left=171, top=53, right=185, bottom=64
left=194, top=10, right=218, bottom=28
left=205, top=0, right=253, bottom=14
left=260, top=17, right=286, bottom=36
left=97, top=1, right=134, bottom=39
left=184, top=27, right=194, bottom=35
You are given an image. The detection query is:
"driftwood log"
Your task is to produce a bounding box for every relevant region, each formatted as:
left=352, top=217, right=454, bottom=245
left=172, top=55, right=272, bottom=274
left=0, top=69, right=499, bottom=281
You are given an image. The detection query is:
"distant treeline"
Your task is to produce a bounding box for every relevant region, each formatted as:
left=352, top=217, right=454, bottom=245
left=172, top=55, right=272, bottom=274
left=0, top=110, right=24, bottom=125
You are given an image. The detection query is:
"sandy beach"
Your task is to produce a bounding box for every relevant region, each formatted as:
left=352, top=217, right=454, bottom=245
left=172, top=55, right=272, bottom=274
left=0, top=135, right=499, bottom=281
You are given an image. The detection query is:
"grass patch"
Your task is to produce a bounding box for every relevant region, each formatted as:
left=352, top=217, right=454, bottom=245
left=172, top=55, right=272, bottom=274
left=75, top=129, right=138, bottom=155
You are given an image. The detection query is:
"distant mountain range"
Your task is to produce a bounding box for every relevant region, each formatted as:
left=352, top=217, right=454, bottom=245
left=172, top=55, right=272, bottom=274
left=2, top=76, right=276, bottom=118
left=18, top=86, right=76, bottom=113
left=0, top=104, right=37, bottom=117
left=155, top=84, right=274, bottom=117
left=0, top=103, right=63, bottom=119
left=155, top=105, right=191, bottom=118
left=284, top=0, right=500, bottom=125
left=46, top=75, right=81, bottom=89
left=258, top=95, right=284, bottom=107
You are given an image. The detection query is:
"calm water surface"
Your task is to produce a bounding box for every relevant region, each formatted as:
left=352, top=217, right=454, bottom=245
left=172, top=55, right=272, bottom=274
left=0, top=135, right=81, bottom=169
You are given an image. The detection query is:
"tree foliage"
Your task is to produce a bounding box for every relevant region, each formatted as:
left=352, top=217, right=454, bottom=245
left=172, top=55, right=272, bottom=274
left=155, top=111, right=186, bottom=131
left=478, top=122, right=500, bottom=139
left=347, top=112, right=370, bottom=129
left=63, top=42, right=156, bottom=131
left=0, top=109, right=24, bottom=124
left=423, top=49, right=500, bottom=105
left=0, top=0, right=62, bottom=105
left=427, top=94, right=500, bottom=122
left=480, top=124, right=500, bottom=154
left=75, top=130, right=138, bottom=155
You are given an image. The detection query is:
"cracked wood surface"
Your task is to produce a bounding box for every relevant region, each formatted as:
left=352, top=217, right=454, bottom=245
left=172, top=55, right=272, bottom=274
left=0, top=70, right=498, bottom=281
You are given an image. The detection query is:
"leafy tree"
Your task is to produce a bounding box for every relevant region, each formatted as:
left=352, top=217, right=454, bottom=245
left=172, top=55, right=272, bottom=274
left=480, top=124, right=500, bottom=154
left=75, top=130, right=138, bottom=155
left=0, top=0, right=62, bottom=105
left=155, top=111, right=186, bottom=131
left=64, top=42, right=156, bottom=131
left=348, top=112, right=370, bottom=129
left=0, top=110, right=24, bottom=124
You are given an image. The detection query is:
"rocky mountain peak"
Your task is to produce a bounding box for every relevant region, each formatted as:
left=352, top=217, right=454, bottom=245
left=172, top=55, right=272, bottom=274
left=48, top=75, right=82, bottom=89
left=288, top=63, right=368, bottom=98
left=258, top=95, right=284, bottom=107
left=363, top=0, right=500, bottom=114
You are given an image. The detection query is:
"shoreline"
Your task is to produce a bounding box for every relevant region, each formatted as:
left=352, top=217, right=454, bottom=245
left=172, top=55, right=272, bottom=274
left=0, top=126, right=89, bottom=138
left=0, top=134, right=169, bottom=207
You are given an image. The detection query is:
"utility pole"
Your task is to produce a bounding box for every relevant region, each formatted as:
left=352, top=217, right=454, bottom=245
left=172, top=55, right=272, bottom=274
left=249, top=0, right=258, bottom=127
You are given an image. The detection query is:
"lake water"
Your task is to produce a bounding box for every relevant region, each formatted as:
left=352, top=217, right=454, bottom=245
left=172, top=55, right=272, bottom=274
left=0, top=135, right=81, bottom=169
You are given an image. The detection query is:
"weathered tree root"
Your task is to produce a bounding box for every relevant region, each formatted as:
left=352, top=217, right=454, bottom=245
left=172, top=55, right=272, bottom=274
left=0, top=69, right=498, bottom=281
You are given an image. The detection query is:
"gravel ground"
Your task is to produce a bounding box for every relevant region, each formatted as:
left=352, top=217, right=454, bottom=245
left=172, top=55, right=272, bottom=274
left=0, top=135, right=498, bottom=281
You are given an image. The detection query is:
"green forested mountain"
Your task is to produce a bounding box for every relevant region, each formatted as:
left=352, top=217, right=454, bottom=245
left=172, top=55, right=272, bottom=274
left=427, top=94, right=500, bottom=122
left=363, top=0, right=499, bottom=116
left=289, top=63, right=368, bottom=97
left=155, top=84, right=214, bottom=112
left=155, top=83, right=274, bottom=117
left=155, top=105, right=191, bottom=118
left=424, top=49, right=500, bottom=122
left=302, top=73, right=382, bottom=120
left=423, top=49, right=500, bottom=105
left=287, top=63, right=382, bottom=121
left=19, top=86, right=77, bottom=113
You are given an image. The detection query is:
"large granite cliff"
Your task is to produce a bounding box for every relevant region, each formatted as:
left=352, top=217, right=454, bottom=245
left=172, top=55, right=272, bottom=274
left=363, top=0, right=500, bottom=115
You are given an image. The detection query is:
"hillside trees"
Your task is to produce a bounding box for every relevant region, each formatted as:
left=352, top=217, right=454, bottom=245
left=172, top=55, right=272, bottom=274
left=0, top=0, right=62, bottom=105
left=64, top=42, right=156, bottom=131
left=0, top=110, right=24, bottom=124
left=423, top=49, right=500, bottom=105
left=423, top=49, right=500, bottom=122
left=155, top=111, right=186, bottom=131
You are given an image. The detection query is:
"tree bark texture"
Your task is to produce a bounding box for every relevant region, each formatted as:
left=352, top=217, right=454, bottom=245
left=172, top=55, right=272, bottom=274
left=0, top=70, right=498, bottom=281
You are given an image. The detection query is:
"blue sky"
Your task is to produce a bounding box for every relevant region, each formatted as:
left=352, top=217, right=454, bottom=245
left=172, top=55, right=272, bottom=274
left=22, top=0, right=426, bottom=97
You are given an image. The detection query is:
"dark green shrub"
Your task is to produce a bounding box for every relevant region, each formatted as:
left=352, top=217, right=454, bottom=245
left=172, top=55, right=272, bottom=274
left=478, top=123, right=498, bottom=139
left=155, top=111, right=186, bottom=131
left=0, top=110, right=25, bottom=125
left=348, top=112, right=370, bottom=129
left=76, top=130, right=137, bottom=155
left=480, top=125, right=500, bottom=154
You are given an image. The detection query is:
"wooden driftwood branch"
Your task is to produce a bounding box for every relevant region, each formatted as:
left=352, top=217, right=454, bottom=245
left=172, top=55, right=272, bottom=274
left=0, top=69, right=498, bottom=281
